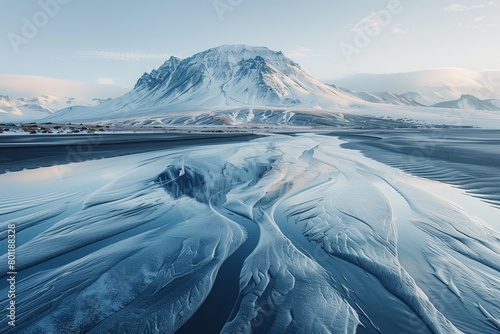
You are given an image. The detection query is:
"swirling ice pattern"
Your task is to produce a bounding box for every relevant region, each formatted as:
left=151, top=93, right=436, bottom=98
left=1, top=135, right=498, bottom=333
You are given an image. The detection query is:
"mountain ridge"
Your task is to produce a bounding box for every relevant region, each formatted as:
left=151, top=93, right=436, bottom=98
left=6, top=45, right=500, bottom=126
left=47, top=45, right=363, bottom=122
left=432, top=94, right=500, bottom=111
left=332, top=69, right=500, bottom=105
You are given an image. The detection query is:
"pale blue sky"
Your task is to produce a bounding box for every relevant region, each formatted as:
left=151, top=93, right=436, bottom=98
left=1, top=0, right=499, bottom=88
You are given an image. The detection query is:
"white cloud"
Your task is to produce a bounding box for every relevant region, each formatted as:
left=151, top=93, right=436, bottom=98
left=444, top=3, right=485, bottom=11
left=97, top=77, right=117, bottom=85
left=351, top=14, right=383, bottom=35
left=391, top=24, right=410, bottom=34
left=285, top=47, right=324, bottom=60
left=73, top=50, right=171, bottom=61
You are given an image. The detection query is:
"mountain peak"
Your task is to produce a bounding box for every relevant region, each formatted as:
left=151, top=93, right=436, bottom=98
left=51, top=45, right=361, bottom=122
left=460, top=94, right=478, bottom=100
left=134, top=56, right=182, bottom=90
left=209, top=44, right=272, bottom=52
left=204, top=44, right=280, bottom=56
left=190, top=44, right=299, bottom=69
left=134, top=44, right=302, bottom=94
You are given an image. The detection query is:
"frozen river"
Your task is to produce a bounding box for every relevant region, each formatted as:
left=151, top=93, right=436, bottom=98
left=0, top=131, right=498, bottom=333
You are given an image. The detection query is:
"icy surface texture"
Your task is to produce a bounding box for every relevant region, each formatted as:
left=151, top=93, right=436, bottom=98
left=1, top=134, right=499, bottom=333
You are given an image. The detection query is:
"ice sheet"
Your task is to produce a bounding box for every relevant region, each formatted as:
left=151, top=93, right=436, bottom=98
left=1, top=133, right=498, bottom=333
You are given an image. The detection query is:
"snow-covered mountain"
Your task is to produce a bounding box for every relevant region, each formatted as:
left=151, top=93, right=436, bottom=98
left=433, top=94, right=500, bottom=111
left=16, top=46, right=500, bottom=127
left=48, top=45, right=363, bottom=122
left=399, top=91, right=437, bottom=106
left=334, top=69, right=500, bottom=105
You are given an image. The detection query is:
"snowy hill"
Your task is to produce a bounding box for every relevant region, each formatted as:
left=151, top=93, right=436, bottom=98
left=399, top=91, right=437, bottom=106
left=48, top=45, right=363, bottom=122
left=337, top=87, right=424, bottom=107
left=433, top=94, right=500, bottom=111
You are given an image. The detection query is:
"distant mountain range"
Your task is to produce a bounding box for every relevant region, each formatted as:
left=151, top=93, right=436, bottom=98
left=333, top=69, right=500, bottom=105
left=2, top=46, right=500, bottom=125
left=0, top=95, right=121, bottom=122
left=0, top=95, right=69, bottom=121
left=335, top=86, right=425, bottom=107
left=0, top=75, right=128, bottom=122
left=335, top=87, right=500, bottom=111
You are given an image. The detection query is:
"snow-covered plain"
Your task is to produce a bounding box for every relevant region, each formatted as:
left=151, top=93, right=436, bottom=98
left=0, top=132, right=498, bottom=333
